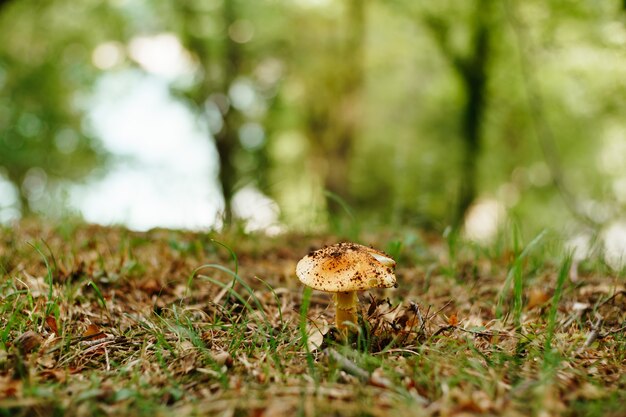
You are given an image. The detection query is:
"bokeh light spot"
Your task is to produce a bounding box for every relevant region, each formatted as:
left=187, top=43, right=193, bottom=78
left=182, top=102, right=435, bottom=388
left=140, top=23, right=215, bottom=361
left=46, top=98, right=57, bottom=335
left=92, top=41, right=125, bottom=70
left=228, top=20, right=254, bottom=44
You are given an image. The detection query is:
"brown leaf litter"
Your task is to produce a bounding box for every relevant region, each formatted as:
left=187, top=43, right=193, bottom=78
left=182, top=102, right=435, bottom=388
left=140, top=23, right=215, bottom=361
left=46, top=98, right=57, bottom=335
left=0, top=221, right=624, bottom=416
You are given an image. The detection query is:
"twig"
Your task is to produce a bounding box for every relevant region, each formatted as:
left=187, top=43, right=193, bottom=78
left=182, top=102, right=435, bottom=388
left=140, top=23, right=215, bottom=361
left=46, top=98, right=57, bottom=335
left=408, top=301, right=426, bottom=330
left=597, top=291, right=626, bottom=308
left=458, top=326, right=516, bottom=338
left=105, top=346, right=110, bottom=371
left=424, top=299, right=453, bottom=336
left=432, top=325, right=455, bottom=337
left=325, top=348, right=369, bottom=381
left=396, top=301, right=427, bottom=345
left=374, top=348, right=421, bottom=356
left=432, top=325, right=517, bottom=339
left=560, top=302, right=591, bottom=330
left=82, top=341, right=115, bottom=355
left=80, top=334, right=115, bottom=347
left=427, top=300, right=453, bottom=321
left=324, top=347, right=427, bottom=403
left=577, top=315, right=604, bottom=353
left=599, top=325, right=626, bottom=338
left=420, top=304, right=431, bottom=336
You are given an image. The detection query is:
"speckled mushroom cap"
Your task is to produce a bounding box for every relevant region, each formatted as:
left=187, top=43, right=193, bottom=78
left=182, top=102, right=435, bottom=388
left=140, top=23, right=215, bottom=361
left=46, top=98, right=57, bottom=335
left=296, top=242, right=397, bottom=292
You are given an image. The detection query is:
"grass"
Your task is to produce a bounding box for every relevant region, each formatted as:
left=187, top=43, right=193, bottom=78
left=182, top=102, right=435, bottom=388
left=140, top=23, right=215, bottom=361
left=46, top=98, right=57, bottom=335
left=0, top=220, right=625, bottom=417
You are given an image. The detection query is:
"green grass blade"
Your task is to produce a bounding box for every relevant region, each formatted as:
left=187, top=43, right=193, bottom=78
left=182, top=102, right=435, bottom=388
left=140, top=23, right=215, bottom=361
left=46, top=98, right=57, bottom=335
left=28, top=242, right=55, bottom=316
left=544, top=255, right=572, bottom=359
left=210, top=239, right=240, bottom=307
left=299, top=286, right=317, bottom=379
left=496, top=229, right=548, bottom=320
left=88, top=280, right=111, bottom=323
left=189, top=264, right=273, bottom=333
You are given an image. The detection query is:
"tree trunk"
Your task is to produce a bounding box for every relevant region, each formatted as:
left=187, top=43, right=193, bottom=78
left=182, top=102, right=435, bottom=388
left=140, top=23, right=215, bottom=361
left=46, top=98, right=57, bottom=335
left=6, top=170, right=29, bottom=217
left=421, top=0, right=493, bottom=228
left=176, top=1, right=242, bottom=227
left=215, top=0, right=241, bottom=226
left=215, top=123, right=237, bottom=226
left=0, top=0, right=11, bottom=13
left=452, top=0, right=492, bottom=228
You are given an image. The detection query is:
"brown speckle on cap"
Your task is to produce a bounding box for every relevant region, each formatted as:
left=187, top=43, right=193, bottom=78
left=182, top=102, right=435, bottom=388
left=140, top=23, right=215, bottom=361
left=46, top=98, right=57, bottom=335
left=295, top=242, right=397, bottom=292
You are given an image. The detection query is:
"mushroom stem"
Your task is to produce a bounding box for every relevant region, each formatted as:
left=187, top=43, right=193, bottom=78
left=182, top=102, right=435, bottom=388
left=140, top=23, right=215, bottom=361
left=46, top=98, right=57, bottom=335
left=334, top=291, right=358, bottom=330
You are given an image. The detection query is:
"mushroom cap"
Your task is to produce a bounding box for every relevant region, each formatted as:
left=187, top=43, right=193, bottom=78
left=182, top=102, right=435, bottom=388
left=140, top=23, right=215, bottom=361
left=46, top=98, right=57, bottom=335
left=296, top=242, right=397, bottom=292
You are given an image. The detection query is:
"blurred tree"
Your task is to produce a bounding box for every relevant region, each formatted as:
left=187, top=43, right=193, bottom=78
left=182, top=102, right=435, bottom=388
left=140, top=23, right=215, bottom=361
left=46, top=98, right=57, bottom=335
left=172, top=1, right=238, bottom=224
left=420, top=0, right=496, bottom=227
left=301, top=0, right=366, bottom=215
left=217, top=0, right=242, bottom=225
left=2, top=0, right=624, bottom=233
left=172, top=0, right=280, bottom=226
left=395, top=0, right=626, bottom=232
left=0, top=1, right=124, bottom=215
left=497, top=0, right=626, bottom=229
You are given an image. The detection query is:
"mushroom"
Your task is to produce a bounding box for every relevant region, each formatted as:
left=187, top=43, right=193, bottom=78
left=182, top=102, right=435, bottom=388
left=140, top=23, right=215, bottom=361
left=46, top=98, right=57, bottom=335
left=296, top=242, right=397, bottom=331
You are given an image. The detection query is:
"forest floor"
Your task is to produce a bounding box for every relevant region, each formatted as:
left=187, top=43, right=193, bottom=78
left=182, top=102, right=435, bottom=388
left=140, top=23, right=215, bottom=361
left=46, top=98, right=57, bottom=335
left=0, top=221, right=624, bottom=417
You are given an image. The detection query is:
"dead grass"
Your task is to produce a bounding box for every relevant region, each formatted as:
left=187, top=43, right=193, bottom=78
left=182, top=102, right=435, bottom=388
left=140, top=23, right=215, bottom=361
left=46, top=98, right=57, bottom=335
left=0, top=221, right=624, bottom=417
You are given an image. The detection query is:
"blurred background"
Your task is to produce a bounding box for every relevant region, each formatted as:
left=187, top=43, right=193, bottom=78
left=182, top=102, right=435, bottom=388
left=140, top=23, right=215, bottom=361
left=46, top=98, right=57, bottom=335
left=1, top=0, right=625, bottom=252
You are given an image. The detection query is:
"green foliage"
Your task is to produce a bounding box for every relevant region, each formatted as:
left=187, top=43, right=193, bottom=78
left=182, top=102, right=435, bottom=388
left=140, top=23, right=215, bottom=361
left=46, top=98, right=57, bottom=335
left=0, top=0, right=128, bottom=214
left=1, top=0, right=625, bottom=232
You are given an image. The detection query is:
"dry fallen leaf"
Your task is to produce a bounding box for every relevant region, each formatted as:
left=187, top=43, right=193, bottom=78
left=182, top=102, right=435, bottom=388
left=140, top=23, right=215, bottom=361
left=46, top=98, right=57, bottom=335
left=211, top=351, right=233, bottom=367
left=15, top=331, right=43, bottom=354
left=0, top=375, right=23, bottom=398
left=306, top=321, right=328, bottom=351
left=83, top=323, right=106, bottom=340
left=39, top=369, right=67, bottom=383
left=45, top=315, right=59, bottom=336
left=527, top=288, right=551, bottom=310
left=139, top=278, right=162, bottom=295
